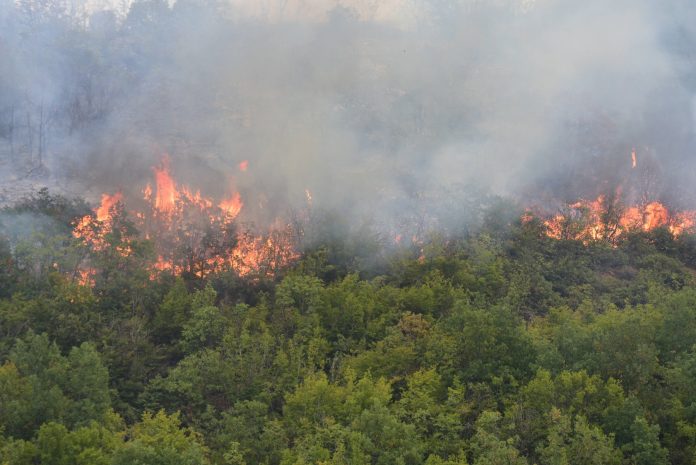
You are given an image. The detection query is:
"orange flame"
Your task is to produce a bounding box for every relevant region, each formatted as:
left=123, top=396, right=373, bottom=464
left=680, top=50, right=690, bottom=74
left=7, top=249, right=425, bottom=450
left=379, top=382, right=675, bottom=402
left=219, top=192, right=243, bottom=219
left=153, top=156, right=177, bottom=213
left=535, top=195, right=696, bottom=244
left=181, top=187, right=213, bottom=210
left=76, top=268, right=96, bottom=287
left=72, top=155, right=299, bottom=284
left=631, top=149, right=637, bottom=169
left=72, top=191, right=124, bottom=253
left=239, top=160, right=248, bottom=172
left=95, top=192, right=122, bottom=222
left=230, top=226, right=299, bottom=277
left=670, top=211, right=696, bottom=236
left=643, top=201, right=669, bottom=231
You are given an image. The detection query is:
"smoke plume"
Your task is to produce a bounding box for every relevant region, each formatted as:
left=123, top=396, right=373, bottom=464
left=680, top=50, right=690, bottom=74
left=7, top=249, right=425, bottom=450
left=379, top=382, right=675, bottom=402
left=2, top=0, right=696, bottom=232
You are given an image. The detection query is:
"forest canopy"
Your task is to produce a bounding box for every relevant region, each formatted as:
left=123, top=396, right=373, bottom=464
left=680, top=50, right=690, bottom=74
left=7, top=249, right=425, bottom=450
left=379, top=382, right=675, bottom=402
left=1, top=190, right=696, bottom=465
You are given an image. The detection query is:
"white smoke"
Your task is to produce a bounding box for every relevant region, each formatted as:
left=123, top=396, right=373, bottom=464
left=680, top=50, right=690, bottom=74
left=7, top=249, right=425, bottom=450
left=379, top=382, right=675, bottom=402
left=1, top=0, right=696, bottom=230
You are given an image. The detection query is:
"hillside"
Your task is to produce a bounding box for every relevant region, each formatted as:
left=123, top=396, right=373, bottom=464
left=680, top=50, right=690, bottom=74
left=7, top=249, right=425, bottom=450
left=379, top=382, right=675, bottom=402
left=1, top=191, right=696, bottom=464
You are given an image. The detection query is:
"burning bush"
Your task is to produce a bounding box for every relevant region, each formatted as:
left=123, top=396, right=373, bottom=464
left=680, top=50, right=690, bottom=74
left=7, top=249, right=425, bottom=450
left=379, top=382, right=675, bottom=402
left=72, top=156, right=299, bottom=283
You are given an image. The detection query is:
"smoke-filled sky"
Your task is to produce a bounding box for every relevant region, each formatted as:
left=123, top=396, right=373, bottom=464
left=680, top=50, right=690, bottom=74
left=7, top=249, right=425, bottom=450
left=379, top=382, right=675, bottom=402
left=2, top=0, right=696, bottom=228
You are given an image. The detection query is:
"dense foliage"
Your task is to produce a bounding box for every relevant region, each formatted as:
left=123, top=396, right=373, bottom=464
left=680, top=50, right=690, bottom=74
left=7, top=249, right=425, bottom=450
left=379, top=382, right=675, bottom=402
left=3, top=191, right=696, bottom=465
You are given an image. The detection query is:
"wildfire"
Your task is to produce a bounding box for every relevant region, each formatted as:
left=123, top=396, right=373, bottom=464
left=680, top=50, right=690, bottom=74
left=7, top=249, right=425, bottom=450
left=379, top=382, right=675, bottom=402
left=77, top=269, right=96, bottom=287
left=231, top=225, right=300, bottom=276
left=72, top=155, right=299, bottom=284
left=153, top=156, right=177, bottom=213
left=73, top=191, right=124, bottom=252
left=527, top=146, right=696, bottom=243
left=670, top=212, right=696, bottom=236
left=95, top=192, right=123, bottom=222
left=643, top=202, right=670, bottom=230
left=219, top=192, right=243, bottom=219
left=534, top=196, right=696, bottom=243
left=239, top=160, right=249, bottom=172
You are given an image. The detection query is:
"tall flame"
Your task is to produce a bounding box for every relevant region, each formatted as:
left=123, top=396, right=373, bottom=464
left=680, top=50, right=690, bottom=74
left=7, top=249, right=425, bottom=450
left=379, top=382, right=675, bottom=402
left=95, top=192, right=122, bottom=222
left=631, top=148, right=637, bottom=169
left=153, top=156, right=177, bottom=213
left=219, top=192, right=243, bottom=219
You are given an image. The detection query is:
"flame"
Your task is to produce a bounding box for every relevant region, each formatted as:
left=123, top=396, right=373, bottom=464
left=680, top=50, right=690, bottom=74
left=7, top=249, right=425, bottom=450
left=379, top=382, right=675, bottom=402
left=219, top=192, right=243, bottom=219
left=631, top=148, right=637, bottom=169
left=533, top=195, right=696, bottom=243
left=95, top=192, right=123, bottom=222
left=72, top=191, right=124, bottom=252
left=230, top=227, right=298, bottom=276
left=619, top=206, right=642, bottom=230
left=153, top=156, right=177, bottom=213
left=72, top=155, right=299, bottom=284
left=76, top=269, right=96, bottom=287
left=670, top=211, right=696, bottom=236
left=239, top=160, right=248, bottom=172
left=643, top=201, right=669, bottom=231
left=180, top=187, right=213, bottom=210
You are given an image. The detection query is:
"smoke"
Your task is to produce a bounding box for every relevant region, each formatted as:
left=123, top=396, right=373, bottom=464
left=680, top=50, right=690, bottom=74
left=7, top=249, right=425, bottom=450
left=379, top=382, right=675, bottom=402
left=2, top=0, right=696, bottom=233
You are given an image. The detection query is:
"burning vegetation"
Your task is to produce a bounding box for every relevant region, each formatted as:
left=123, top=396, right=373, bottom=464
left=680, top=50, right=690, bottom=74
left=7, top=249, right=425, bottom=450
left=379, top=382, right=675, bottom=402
left=72, top=155, right=299, bottom=282
left=525, top=149, right=696, bottom=243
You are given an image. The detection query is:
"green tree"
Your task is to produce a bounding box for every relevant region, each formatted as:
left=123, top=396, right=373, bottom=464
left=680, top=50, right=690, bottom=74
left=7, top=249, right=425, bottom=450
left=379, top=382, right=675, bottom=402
left=397, top=368, right=464, bottom=458
left=537, top=410, right=621, bottom=465
left=36, top=420, right=121, bottom=465
left=4, top=333, right=110, bottom=438
left=181, top=284, right=226, bottom=353
left=111, top=410, right=209, bottom=465
left=0, top=436, right=36, bottom=465
left=468, top=411, right=526, bottom=465
left=429, top=303, right=536, bottom=384
left=621, top=417, right=668, bottom=465
left=0, top=362, right=33, bottom=439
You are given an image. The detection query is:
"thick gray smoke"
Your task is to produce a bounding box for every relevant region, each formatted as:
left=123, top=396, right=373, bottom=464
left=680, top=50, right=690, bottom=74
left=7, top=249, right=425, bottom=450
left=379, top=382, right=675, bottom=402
left=2, top=0, right=696, bottom=232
